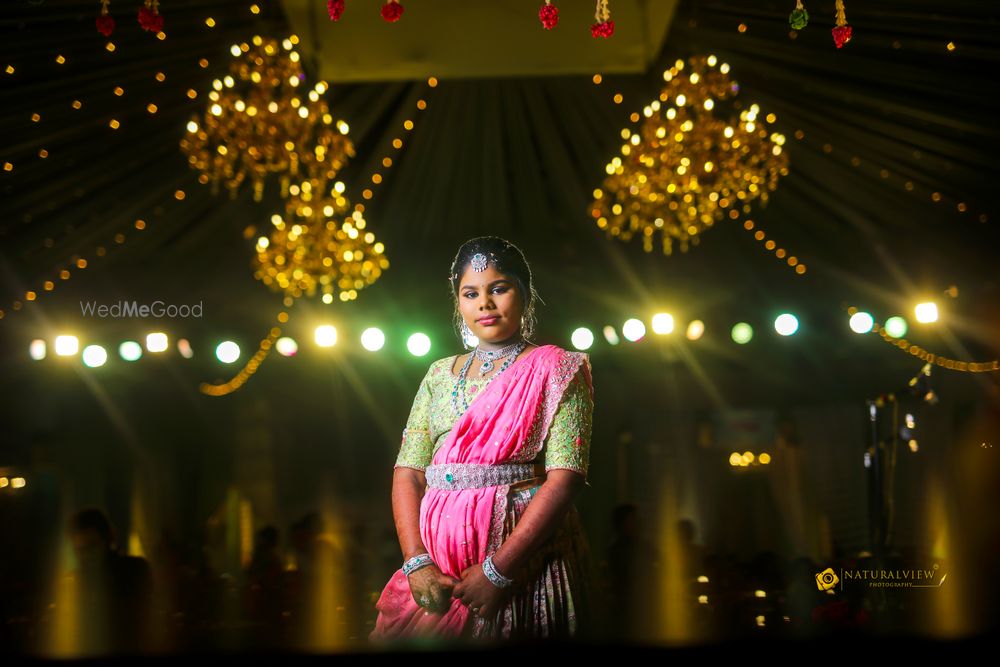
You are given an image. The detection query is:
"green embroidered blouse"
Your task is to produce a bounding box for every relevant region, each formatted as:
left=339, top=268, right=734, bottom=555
left=394, top=354, right=593, bottom=483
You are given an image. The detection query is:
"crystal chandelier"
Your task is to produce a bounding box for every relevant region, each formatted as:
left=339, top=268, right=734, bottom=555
left=252, top=161, right=389, bottom=303
left=591, top=55, right=789, bottom=254
left=180, top=35, right=348, bottom=201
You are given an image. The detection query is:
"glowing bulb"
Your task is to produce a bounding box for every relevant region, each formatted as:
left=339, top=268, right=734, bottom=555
left=571, top=327, right=595, bottom=351
left=651, top=313, right=674, bottom=334
left=407, top=332, right=431, bottom=356
left=622, top=318, right=646, bottom=342
left=275, top=337, right=298, bottom=356
left=361, top=327, right=386, bottom=351
left=602, top=326, right=620, bottom=345
left=314, top=325, right=337, bottom=347
left=885, top=316, right=908, bottom=338
left=82, top=345, right=108, bottom=368
left=216, top=341, right=240, bottom=363
left=849, top=312, right=874, bottom=334
left=146, top=332, right=168, bottom=352
left=55, top=335, right=79, bottom=356
left=774, top=313, right=799, bottom=336
left=119, top=341, right=142, bottom=361
left=731, top=322, right=753, bottom=344
left=914, top=302, right=938, bottom=323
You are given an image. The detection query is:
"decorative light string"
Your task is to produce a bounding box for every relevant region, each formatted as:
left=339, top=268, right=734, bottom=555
left=199, top=311, right=290, bottom=396
left=358, top=77, right=434, bottom=203
left=789, top=129, right=989, bottom=225
left=1, top=5, right=266, bottom=319
left=845, top=306, right=1000, bottom=373
left=871, top=322, right=999, bottom=373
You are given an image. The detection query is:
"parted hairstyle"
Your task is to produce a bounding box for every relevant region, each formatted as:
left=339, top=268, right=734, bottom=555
left=448, top=236, right=544, bottom=348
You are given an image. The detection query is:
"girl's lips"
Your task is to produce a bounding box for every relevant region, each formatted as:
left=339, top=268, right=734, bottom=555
left=478, top=317, right=499, bottom=325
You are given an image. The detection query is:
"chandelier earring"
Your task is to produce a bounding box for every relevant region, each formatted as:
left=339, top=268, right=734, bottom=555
left=461, top=319, right=474, bottom=348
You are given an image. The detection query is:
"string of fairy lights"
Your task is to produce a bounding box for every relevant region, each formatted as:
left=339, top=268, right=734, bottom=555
left=199, top=75, right=437, bottom=396
left=3, top=3, right=995, bottom=383
left=0, top=3, right=267, bottom=320
left=1, top=3, right=443, bottom=398
left=23, top=294, right=999, bottom=377
left=733, top=16, right=990, bottom=226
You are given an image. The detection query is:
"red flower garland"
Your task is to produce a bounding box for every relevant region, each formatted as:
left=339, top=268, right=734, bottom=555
left=381, top=0, right=403, bottom=22
left=591, top=20, right=614, bottom=38
left=591, top=0, right=614, bottom=38
left=96, top=14, right=115, bottom=36
left=832, top=25, right=852, bottom=48
left=137, top=0, right=164, bottom=33
left=95, top=0, right=114, bottom=36
left=328, top=0, right=345, bottom=21
left=539, top=1, right=559, bottom=29
left=832, top=0, right=852, bottom=48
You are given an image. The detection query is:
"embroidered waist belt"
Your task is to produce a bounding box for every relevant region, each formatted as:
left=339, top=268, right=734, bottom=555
left=425, top=462, right=545, bottom=490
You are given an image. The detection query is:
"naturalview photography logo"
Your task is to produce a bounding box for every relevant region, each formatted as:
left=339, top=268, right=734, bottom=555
left=79, top=300, right=204, bottom=318
left=815, top=564, right=947, bottom=591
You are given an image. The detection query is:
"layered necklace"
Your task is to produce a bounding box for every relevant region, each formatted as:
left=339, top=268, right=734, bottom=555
left=451, top=338, right=528, bottom=417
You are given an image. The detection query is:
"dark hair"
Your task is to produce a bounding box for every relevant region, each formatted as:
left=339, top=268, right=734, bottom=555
left=448, top=236, right=544, bottom=348
left=68, top=507, right=117, bottom=550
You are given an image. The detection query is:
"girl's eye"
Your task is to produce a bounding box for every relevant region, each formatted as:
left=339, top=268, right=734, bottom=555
left=464, top=287, right=507, bottom=298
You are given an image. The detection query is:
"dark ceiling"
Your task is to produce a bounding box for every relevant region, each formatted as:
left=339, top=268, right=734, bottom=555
left=1, top=0, right=999, bottom=410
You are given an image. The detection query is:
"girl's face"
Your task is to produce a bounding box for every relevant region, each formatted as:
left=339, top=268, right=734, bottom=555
left=457, top=263, right=524, bottom=345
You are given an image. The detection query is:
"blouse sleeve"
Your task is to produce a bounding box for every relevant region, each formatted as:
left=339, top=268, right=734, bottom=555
left=393, top=363, right=435, bottom=472
left=542, top=361, right=594, bottom=484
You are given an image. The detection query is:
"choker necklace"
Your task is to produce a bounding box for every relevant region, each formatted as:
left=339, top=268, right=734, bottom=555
left=474, top=338, right=526, bottom=372
left=451, top=338, right=528, bottom=417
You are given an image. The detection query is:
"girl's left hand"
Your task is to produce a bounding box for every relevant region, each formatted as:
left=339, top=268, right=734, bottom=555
left=452, top=562, right=509, bottom=620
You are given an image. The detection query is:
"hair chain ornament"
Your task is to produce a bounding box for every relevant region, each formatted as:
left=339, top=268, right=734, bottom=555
left=832, top=0, right=852, bottom=48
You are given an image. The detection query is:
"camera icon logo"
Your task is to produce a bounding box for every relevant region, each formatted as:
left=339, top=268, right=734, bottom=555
left=815, top=567, right=839, bottom=591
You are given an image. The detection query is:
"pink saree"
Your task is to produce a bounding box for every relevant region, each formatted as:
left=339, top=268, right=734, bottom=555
left=370, top=344, right=594, bottom=642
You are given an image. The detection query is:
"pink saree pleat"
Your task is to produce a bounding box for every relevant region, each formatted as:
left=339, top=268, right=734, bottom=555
left=371, top=344, right=593, bottom=642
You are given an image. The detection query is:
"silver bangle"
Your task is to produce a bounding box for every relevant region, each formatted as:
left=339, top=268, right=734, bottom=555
left=482, top=554, right=513, bottom=588
left=403, top=553, right=434, bottom=576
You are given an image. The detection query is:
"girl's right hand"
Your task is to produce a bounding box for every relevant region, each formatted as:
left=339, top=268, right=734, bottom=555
left=407, top=564, right=458, bottom=614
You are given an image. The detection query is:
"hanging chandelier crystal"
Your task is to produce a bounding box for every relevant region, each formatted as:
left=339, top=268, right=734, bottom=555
left=180, top=35, right=350, bottom=201
left=591, top=55, right=789, bottom=254
left=251, top=147, right=389, bottom=303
